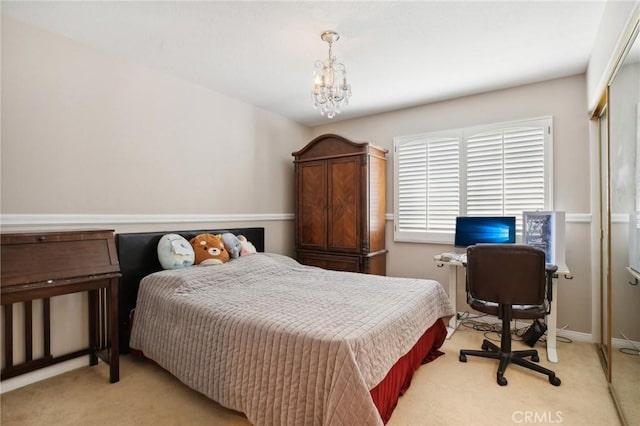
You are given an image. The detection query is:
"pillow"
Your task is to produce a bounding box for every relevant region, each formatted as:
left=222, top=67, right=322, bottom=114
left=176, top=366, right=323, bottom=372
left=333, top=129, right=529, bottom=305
left=190, top=233, right=230, bottom=265
left=157, top=234, right=195, bottom=270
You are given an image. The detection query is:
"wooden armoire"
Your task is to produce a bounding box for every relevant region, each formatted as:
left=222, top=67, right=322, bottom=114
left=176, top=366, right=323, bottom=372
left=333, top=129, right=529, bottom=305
left=292, top=134, right=388, bottom=275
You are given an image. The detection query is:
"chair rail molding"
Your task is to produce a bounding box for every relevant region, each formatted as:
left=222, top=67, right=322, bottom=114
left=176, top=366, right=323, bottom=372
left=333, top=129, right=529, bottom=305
left=385, top=213, right=592, bottom=223
left=1, top=212, right=589, bottom=227
left=0, top=213, right=295, bottom=227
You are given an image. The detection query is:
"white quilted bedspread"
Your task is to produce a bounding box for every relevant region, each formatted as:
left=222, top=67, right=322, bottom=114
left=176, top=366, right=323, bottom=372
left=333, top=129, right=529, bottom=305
left=130, top=253, right=454, bottom=426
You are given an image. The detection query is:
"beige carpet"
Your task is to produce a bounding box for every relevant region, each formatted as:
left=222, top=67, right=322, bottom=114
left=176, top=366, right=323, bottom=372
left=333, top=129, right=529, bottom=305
left=1, top=327, right=621, bottom=426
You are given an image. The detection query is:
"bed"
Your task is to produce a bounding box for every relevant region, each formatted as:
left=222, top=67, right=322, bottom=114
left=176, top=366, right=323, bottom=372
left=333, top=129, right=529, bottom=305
left=116, top=227, right=454, bottom=425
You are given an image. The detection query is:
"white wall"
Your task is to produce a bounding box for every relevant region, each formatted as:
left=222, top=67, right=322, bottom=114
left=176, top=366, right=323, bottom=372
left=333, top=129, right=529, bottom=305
left=1, top=16, right=309, bottom=217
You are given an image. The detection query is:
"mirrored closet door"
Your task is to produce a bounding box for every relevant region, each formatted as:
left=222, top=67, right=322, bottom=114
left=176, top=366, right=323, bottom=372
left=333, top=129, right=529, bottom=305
left=601, top=17, right=640, bottom=426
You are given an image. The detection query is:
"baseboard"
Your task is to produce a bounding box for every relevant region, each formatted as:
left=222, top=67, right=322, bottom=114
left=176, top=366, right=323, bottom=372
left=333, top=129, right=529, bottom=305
left=0, top=356, right=90, bottom=394
left=612, top=335, right=640, bottom=350
left=556, top=328, right=594, bottom=343
left=456, top=312, right=595, bottom=343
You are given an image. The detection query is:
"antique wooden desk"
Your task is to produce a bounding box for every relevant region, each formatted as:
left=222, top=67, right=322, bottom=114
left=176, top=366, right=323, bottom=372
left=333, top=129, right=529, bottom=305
left=1, top=229, right=120, bottom=383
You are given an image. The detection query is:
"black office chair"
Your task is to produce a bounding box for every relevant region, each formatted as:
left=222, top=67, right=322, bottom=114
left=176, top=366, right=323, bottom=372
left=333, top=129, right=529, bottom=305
left=458, top=244, right=561, bottom=386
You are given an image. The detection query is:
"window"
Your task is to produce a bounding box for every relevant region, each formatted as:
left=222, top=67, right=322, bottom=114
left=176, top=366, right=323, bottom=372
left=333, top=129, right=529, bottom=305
left=394, top=116, right=553, bottom=243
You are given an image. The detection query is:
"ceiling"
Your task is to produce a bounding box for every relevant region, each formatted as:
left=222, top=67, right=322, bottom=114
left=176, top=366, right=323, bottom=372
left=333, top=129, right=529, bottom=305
left=2, top=1, right=607, bottom=127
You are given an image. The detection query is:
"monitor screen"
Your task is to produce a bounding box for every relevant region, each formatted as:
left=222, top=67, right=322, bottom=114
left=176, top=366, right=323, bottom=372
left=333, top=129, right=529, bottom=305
left=454, top=216, right=516, bottom=248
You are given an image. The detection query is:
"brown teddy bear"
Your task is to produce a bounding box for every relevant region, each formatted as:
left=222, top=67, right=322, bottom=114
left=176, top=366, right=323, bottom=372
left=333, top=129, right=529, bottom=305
left=189, top=233, right=230, bottom=265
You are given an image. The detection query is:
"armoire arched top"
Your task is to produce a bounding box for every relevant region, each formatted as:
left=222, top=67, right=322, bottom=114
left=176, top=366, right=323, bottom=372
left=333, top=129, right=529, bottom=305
left=292, top=134, right=388, bottom=162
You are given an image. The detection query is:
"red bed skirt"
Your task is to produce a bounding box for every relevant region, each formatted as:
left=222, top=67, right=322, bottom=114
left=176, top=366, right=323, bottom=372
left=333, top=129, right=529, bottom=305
left=369, top=318, right=448, bottom=424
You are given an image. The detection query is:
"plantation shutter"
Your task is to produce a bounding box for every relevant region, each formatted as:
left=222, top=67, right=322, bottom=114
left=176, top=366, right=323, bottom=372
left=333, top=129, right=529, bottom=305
left=466, top=131, right=505, bottom=216
left=394, top=117, right=551, bottom=243
left=426, top=137, right=460, bottom=232
left=396, top=141, right=427, bottom=232
left=466, top=126, right=546, bottom=229
left=394, top=135, right=459, bottom=241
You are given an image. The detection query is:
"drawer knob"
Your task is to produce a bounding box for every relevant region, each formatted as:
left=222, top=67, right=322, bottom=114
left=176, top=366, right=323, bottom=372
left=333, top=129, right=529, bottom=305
left=38, top=236, right=46, bottom=241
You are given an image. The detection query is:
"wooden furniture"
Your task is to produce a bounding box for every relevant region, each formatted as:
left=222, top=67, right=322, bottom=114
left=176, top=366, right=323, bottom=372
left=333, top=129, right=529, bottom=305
left=292, top=134, right=388, bottom=275
left=1, top=229, right=120, bottom=383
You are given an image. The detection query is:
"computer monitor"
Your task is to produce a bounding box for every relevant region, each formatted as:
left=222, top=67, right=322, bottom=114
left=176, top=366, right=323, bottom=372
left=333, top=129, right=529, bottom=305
left=454, top=216, right=516, bottom=249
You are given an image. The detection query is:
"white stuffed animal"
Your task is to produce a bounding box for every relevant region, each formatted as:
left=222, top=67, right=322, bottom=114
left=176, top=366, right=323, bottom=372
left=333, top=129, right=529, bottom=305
left=157, top=234, right=195, bottom=269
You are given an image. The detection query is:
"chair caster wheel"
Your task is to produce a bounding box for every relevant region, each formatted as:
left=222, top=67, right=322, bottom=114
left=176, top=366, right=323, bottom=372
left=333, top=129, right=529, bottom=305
left=549, top=376, right=561, bottom=386
left=497, top=376, right=508, bottom=386
left=531, top=354, right=540, bottom=362
left=481, top=342, right=490, bottom=351
left=459, top=354, right=467, bottom=362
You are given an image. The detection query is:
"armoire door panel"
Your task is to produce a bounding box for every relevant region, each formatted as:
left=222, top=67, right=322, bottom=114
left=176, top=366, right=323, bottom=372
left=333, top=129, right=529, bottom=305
left=298, top=162, right=327, bottom=250
left=328, top=158, right=360, bottom=253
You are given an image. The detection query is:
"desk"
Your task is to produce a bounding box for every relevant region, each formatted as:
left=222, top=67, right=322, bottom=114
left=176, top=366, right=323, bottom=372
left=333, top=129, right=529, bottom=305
left=1, top=230, right=120, bottom=383
left=434, top=254, right=569, bottom=363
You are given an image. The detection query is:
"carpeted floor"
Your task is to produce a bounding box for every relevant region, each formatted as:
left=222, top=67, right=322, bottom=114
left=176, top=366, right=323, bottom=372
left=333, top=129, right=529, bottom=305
left=0, top=327, right=621, bottom=426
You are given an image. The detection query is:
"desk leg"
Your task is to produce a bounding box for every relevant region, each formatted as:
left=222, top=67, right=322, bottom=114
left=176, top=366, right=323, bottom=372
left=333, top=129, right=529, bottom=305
left=109, top=278, right=120, bottom=383
left=546, top=277, right=559, bottom=363
left=88, top=290, right=99, bottom=366
left=446, top=265, right=458, bottom=339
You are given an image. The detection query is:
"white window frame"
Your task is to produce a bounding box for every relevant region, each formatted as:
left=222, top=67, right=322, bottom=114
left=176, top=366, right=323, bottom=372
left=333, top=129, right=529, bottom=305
left=393, top=116, right=554, bottom=244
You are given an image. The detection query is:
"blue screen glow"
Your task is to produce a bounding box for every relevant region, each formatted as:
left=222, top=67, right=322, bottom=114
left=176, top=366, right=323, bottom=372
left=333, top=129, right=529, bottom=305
left=454, top=216, right=516, bottom=248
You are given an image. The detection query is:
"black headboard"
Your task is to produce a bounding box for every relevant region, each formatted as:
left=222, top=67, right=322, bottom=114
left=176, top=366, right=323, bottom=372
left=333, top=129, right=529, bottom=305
left=115, top=227, right=265, bottom=353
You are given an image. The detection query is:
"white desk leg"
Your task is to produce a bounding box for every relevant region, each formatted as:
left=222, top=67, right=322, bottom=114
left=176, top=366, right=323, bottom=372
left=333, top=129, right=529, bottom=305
left=446, top=265, right=458, bottom=339
left=546, top=276, right=559, bottom=363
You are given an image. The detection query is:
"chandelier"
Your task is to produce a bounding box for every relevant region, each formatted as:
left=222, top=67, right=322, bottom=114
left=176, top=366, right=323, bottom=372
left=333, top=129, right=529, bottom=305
left=312, top=30, right=352, bottom=118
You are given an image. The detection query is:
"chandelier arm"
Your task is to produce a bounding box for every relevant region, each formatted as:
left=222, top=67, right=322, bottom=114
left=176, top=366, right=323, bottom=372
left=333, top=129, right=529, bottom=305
left=313, top=93, right=329, bottom=105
